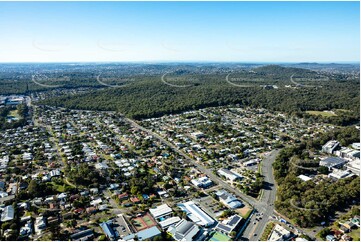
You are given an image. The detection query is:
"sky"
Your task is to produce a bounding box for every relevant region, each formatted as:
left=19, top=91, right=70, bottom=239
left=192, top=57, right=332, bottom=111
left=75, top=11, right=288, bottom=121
left=0, top=1, right=359, bottom=63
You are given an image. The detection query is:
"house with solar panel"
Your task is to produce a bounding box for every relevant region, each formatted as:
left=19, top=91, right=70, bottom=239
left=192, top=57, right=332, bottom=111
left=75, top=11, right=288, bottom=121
left=167, top=219, right=201, bottom=241
left=319, top=157, right=347, bottom=171
left=215, top=214, right=243, bottom=237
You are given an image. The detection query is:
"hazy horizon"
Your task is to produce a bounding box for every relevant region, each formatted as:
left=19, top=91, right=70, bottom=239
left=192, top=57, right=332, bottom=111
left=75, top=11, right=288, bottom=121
left=0, top=1, right=359, bottom=63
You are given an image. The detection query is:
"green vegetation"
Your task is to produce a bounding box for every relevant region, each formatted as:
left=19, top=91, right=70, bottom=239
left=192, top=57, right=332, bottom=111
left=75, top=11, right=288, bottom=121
left=0, top=104, right=28, bottom=130
left=349, top=227, right=360, bottom=241
left=65, top=163, right=105, bottom=188
left=260, top=222, right=275, bottom=241
left=318, top=227, right=331, bottom=240
left=37, top=65, right=359, bottom=122
left=273, top=126, right=360, bottom=227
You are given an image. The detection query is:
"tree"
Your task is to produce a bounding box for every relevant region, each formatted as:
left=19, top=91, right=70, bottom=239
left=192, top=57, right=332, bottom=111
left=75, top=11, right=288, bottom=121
left=318, top=166, right=329, bottom=175
left=319, top=228, right=331, bottom=239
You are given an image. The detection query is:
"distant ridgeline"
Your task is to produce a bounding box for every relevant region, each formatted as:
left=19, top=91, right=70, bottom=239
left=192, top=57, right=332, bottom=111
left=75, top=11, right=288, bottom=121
left=0, top=63, right=358, bottom=122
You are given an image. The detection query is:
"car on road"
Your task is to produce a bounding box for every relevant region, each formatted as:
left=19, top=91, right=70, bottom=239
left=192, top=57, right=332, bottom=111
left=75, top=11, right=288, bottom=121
left=253, top=233, right=257, bottom=237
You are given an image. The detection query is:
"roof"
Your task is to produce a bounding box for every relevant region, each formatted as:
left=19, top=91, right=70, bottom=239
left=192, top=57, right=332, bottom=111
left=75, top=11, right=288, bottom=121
left=178, top=201, right=215, bottom=227
left=215, top=215, right=242, bottom=234
left=70, top=229, right=94, bottom=241
left=159, top=216, right=181, bottom=229
left=320, top=157, right=346, bottom=168
left=298, top=175, right=312, bottom=182
left=100, top=221, right=116, bottom=240
left=137, top=226, right=161, bottom=241
left=149, top=204, right=173, bottom=219
left=168, top=219, right=200, bottom=241
left=1, top=205, right=14, bottom=222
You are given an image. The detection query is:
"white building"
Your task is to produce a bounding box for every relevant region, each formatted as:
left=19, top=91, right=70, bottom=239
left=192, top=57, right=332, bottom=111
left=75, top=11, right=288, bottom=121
left=268, top=224, right=291, bottom=241
left=217, top=168, right=242, bottom=181
left=1, top=205, right=14, bottom=222
left=178, top=201, right=215, bottom=227
left=297, top=175, right=312, bottom=182
left=322, top=140, right=340, bottom=154
left=149, top=204, right=173, bottom=220
left=191, top=176, right=213, bottom=188
left=328, top=169, right=352, bottom=179
left=167, top=219, right=200, bottom=241
left=215, top=190, right=243, bottom=209
left=159, top=216, right=181, bottom=230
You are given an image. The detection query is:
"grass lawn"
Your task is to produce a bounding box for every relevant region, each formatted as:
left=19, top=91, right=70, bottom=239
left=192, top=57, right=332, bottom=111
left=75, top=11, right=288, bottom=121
left=306, top=110, right=337, bottom=117
left=237, top=205, right=253, bottom=219
left=260, top=222, right=275, bottom=241
left=9, top=109, right=21, bottom=119
left=349, top=228, right=360, bottom=241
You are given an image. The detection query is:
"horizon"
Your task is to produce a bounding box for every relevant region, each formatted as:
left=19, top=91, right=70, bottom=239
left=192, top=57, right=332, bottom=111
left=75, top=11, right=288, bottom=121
left=0, top=61, right=359, bottom=65
left=0, top=1, right=359, bottom=63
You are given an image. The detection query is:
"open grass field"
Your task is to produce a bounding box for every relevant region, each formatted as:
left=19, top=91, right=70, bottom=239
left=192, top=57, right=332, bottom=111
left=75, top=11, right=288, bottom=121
left=349, top=228, right=360, bottom=241
left=237, top=205, right=253, bottom=219
left=9, top=109, right=20, bottom=119
left=306, top=110, right=337, bottom=117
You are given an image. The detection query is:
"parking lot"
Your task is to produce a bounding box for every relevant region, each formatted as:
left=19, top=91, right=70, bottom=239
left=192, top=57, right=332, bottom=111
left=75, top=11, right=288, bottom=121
left=196, top=196, right=227, bottom=219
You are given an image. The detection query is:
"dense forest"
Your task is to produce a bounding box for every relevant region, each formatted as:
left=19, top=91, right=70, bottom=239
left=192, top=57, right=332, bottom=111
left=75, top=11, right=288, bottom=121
left=37, top=66, right=359, bottom=121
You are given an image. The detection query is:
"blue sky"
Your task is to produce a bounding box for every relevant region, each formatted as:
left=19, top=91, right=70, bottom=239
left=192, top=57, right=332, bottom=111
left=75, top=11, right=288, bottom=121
left=0, top=1, right=359, bottom=62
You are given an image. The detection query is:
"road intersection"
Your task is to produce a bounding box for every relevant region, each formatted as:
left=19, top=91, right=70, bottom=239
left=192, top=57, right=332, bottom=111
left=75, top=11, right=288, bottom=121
left=126, top=117, right=280, bottom=240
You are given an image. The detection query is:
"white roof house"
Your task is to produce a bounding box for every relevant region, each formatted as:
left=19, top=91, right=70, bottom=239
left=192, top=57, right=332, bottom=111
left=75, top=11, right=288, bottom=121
left=159, top=216, right=181, bottom=229
left=269, top=224, right=291, bottom=241
left=149, top=204, right=173, bottom=219
left=1, top=205, right=14, bottom=222
left=190, top=176, right=213, bottom=188
left=297, top=175, right=312, bottom=182
left=217, top=168, right=242, bottom=181
left=178, top=201, right=215, bottom=227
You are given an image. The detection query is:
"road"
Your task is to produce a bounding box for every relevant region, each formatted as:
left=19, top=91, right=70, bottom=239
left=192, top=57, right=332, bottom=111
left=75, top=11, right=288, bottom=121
left=242, top=150, right=279, bottom=240
left=125, top=117, right=280, bottom=240
left=27, top=99, right=281, bottom=240
left=290, top=74, right=315, bottom=88
left=126, top=117, right=258, bottom=205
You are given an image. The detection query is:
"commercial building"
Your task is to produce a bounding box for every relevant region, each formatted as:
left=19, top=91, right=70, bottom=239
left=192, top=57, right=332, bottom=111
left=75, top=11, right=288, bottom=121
left=100, top=220, right=118, bottom=240
left=70, top=229, right=94, bottom=241
left=137, top=226, right=161, bottom=241
left=346, top=159, right=360, bottom=175
left=328, top=169, right=353, bottom=179
left=191, top=176, right=213, bottom=188
left=0, top=205, right=14, bottom=222
left=268, top=224, right=291, bottom=241
left=319, top=157, right=346, bottom=170
left=167, top=219, right=200, bottom=241
left=322, top=140, right=340, bottom=154
left=159, top=216, right=181, bottom=229
left=149, top=204, right=173, bottom=220
left=178, top=201, right=215, bottom=227
left=217, top=168, right=242, bottom=181
left=216, top=190, right=243, bottom=209
left=215, top=214, right=243, bottom=236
